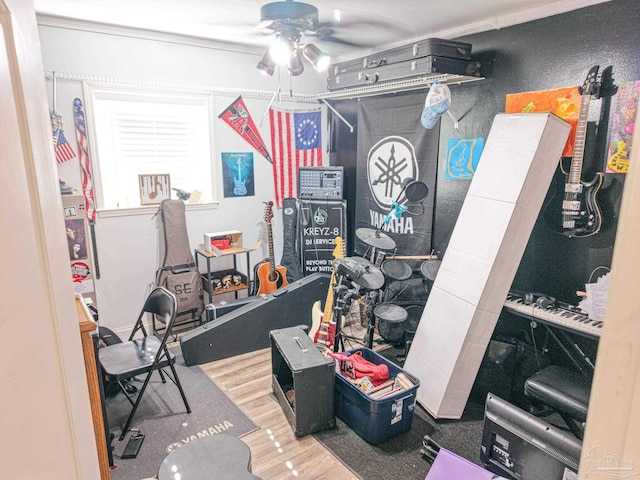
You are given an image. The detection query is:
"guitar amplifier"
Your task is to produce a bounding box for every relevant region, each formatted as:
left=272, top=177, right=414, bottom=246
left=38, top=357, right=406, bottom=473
left=298, top=166, right=344, bottom=200
left=270, top=325, right=336, bottom=436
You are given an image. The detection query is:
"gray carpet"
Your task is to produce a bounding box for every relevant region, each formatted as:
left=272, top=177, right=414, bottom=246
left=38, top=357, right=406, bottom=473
left=313, top=345, right=485, bottom=480
left=105, top=352, right=258, bottom=480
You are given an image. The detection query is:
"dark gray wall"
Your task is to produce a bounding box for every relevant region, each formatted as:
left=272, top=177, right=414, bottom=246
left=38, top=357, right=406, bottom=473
left=331, top=0, right=640, bottom=305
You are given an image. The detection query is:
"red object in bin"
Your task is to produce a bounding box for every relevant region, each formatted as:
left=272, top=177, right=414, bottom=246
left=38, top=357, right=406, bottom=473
left=211, top=239, right=230, bottom=250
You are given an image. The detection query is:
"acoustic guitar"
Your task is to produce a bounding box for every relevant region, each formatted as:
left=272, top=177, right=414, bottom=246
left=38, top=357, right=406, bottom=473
left=309, top=237, right=345, bottom=351
left=255, top=201, right=288, bottom=295
left=543, top=65, right=604, bottom=238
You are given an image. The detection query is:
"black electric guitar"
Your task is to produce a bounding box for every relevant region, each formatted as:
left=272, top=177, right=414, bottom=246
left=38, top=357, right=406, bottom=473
left=544, top=65, right=604, bottom=238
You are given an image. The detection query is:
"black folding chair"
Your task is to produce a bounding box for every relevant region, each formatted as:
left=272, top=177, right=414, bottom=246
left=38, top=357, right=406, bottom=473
left=99, top=286, right=191, bottom=440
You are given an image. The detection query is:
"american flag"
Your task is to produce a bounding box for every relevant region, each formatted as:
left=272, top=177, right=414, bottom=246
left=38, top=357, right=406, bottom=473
left=269, top=107, right=323, bottom=206
left=51, top=113, right=76, bottom=164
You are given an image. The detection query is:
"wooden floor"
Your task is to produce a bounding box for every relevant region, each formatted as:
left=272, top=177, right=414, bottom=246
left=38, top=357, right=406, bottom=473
left=197, top=319, right=379, bottom=480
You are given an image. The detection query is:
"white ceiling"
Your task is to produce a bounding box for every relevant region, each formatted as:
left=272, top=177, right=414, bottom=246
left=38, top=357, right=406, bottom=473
left=33, top=0, right=611, bottom=61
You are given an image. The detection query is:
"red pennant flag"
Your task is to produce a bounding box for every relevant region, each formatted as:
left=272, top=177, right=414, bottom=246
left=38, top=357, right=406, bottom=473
left=219, top=96, right=272, bottom=163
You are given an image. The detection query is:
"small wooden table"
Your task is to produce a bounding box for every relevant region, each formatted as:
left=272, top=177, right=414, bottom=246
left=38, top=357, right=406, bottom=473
left=158, top=434, right=261, bottom=480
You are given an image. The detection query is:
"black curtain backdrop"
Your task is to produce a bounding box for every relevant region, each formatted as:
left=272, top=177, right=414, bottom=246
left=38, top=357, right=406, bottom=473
left=355, top=92, right=439, bottom=256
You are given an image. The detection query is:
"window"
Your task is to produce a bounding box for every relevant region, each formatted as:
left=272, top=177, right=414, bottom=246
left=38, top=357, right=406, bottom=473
left=85, top=84, right=216, bottom=210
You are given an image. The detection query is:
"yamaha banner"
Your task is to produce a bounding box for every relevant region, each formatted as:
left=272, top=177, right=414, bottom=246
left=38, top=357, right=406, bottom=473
left=355, top=92, right=439, bottom=255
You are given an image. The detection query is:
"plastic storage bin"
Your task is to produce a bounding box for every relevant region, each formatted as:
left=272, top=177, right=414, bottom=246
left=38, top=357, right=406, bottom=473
left=334, top=347, right=420, bottom=444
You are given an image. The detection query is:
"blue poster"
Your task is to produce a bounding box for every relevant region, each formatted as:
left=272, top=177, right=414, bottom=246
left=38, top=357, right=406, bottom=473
left=221, top=152, right=255, bottom=197
left=445, top=138, right=484, bottom=180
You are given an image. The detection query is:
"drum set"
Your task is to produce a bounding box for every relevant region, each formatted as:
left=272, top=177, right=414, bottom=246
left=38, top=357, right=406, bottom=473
left=327, top=227, right=441, bottom=353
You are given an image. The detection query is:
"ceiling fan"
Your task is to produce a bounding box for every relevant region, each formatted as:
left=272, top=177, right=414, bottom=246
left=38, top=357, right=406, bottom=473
left=254, top=0, right=401, bottom=77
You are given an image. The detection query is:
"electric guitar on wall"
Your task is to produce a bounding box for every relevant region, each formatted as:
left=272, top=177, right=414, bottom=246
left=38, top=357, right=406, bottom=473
left=310, top=237, right=345, bottom=350
left=544, top=65, right=604, bottom=238
left=255, top=201, right=289, bottom=295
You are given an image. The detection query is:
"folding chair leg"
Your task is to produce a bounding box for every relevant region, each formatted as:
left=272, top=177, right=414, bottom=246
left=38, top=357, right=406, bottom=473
left=158, top=367, right=167, bottom=383
left=169, top=361, right=191, bottom=413
left=119, top=371, right=154, bottom=441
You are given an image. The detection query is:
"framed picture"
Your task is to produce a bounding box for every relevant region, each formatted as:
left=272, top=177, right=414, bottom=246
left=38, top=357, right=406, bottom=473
left=221, top=152, right=255, bottom=198
left=139, top=174, right=171, bottom=205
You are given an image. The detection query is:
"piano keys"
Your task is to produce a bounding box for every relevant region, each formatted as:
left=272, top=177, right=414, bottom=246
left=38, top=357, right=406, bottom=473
left=504, top=291, right=603, bottom=338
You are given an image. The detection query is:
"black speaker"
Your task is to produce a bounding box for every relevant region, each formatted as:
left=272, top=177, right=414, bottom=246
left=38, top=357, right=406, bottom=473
left=180, top=273, right=331, bottom=365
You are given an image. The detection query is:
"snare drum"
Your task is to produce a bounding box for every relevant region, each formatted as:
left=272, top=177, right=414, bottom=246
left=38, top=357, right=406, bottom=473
left=381, top=259, right=412, bottom=282
left=374, top=303, right=408, bottom=324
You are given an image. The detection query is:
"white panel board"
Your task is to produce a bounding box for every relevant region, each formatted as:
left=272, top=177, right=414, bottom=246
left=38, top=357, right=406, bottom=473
left=404, top=113, right=571, bottom=419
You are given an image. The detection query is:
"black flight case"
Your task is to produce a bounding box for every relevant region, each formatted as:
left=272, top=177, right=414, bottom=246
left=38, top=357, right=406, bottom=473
left=327, top=37, right=481, bottom=91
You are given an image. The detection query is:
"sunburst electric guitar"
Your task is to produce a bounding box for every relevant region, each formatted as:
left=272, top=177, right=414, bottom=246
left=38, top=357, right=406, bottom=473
left=255, top=201, right=288, bottom=295
left=544, top=65, right=604, bottom=238
left=310, top=237, right=345, bottom=351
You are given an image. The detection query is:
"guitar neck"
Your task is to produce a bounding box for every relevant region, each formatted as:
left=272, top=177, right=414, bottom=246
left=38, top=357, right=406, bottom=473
left=568, top=93, right=590, bottom=184
left=322, top=272, right=336, bottom=324
left=267, top=221, right=275, bottom=274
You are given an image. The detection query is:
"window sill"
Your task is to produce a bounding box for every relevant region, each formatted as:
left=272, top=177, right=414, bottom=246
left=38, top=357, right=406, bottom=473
left=97, top=201, right=220, bottom=218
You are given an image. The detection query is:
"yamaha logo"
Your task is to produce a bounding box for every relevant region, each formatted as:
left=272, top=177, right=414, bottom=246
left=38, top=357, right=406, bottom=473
left=367, top=136, right=418, bottom=209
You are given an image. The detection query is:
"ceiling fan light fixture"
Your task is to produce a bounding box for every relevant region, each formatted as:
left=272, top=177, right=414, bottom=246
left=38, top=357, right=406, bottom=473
left=302, top=43, right=330, bottom=72
left=256, top=49, right=276, bottom=76
left=288, top=48, right=305, bottom=76
left=269, top=35, right=293, bottom=65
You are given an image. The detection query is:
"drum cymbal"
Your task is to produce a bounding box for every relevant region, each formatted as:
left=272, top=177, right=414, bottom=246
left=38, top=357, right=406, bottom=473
left=355, top=228, right=396, bottom=250
left=335, top=257, right=385, bottom=290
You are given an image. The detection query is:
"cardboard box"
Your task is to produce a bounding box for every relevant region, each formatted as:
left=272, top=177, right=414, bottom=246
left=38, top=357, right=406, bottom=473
left=204, top=230, right=243, bottom=255
left=403, top=113, right=571, bottom=419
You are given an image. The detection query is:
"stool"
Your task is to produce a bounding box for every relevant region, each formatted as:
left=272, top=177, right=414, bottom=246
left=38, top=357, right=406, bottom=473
left=524, top=365, right=591, bottom=439
left=158, top=434, right=261, bottom=480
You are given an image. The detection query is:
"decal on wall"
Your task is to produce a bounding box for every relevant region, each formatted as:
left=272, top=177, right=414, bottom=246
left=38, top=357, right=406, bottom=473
left=355, top=93, right=438, bottom=255
left=219, top=96, right=272, bottom=164
left=606, top=80, right=639, bottom=173
left=445, top=138, right=484, bottom=180
left=221, top=152, right=255, bottom=198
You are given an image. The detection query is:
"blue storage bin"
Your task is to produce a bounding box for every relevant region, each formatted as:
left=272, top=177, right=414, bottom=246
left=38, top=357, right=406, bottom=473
left=334, top=347, right=420, bottom=444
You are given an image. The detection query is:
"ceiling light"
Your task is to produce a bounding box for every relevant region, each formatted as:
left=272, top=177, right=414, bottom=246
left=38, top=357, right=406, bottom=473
left=269, top=36, right=293, bottom=65
left=288, top=48, right=305, bottom=76
left=256, top=50, right=276, bottom=76
left=302, top=43, right=330, bottom=72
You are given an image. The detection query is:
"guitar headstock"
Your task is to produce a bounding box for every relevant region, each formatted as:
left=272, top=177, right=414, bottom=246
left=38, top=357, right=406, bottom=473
left=332, top=236, right=345, bottom=260
left=263, top=201, right=274, bottom=224
left=578, top=65, right=599, bottom=96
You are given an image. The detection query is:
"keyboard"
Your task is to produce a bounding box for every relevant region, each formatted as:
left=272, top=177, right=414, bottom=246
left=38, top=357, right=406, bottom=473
left=504, top=292, right=603, bottom=338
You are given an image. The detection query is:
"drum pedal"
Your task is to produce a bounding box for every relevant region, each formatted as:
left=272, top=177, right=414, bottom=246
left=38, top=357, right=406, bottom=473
left=122, top=430, right=145, bottom=459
